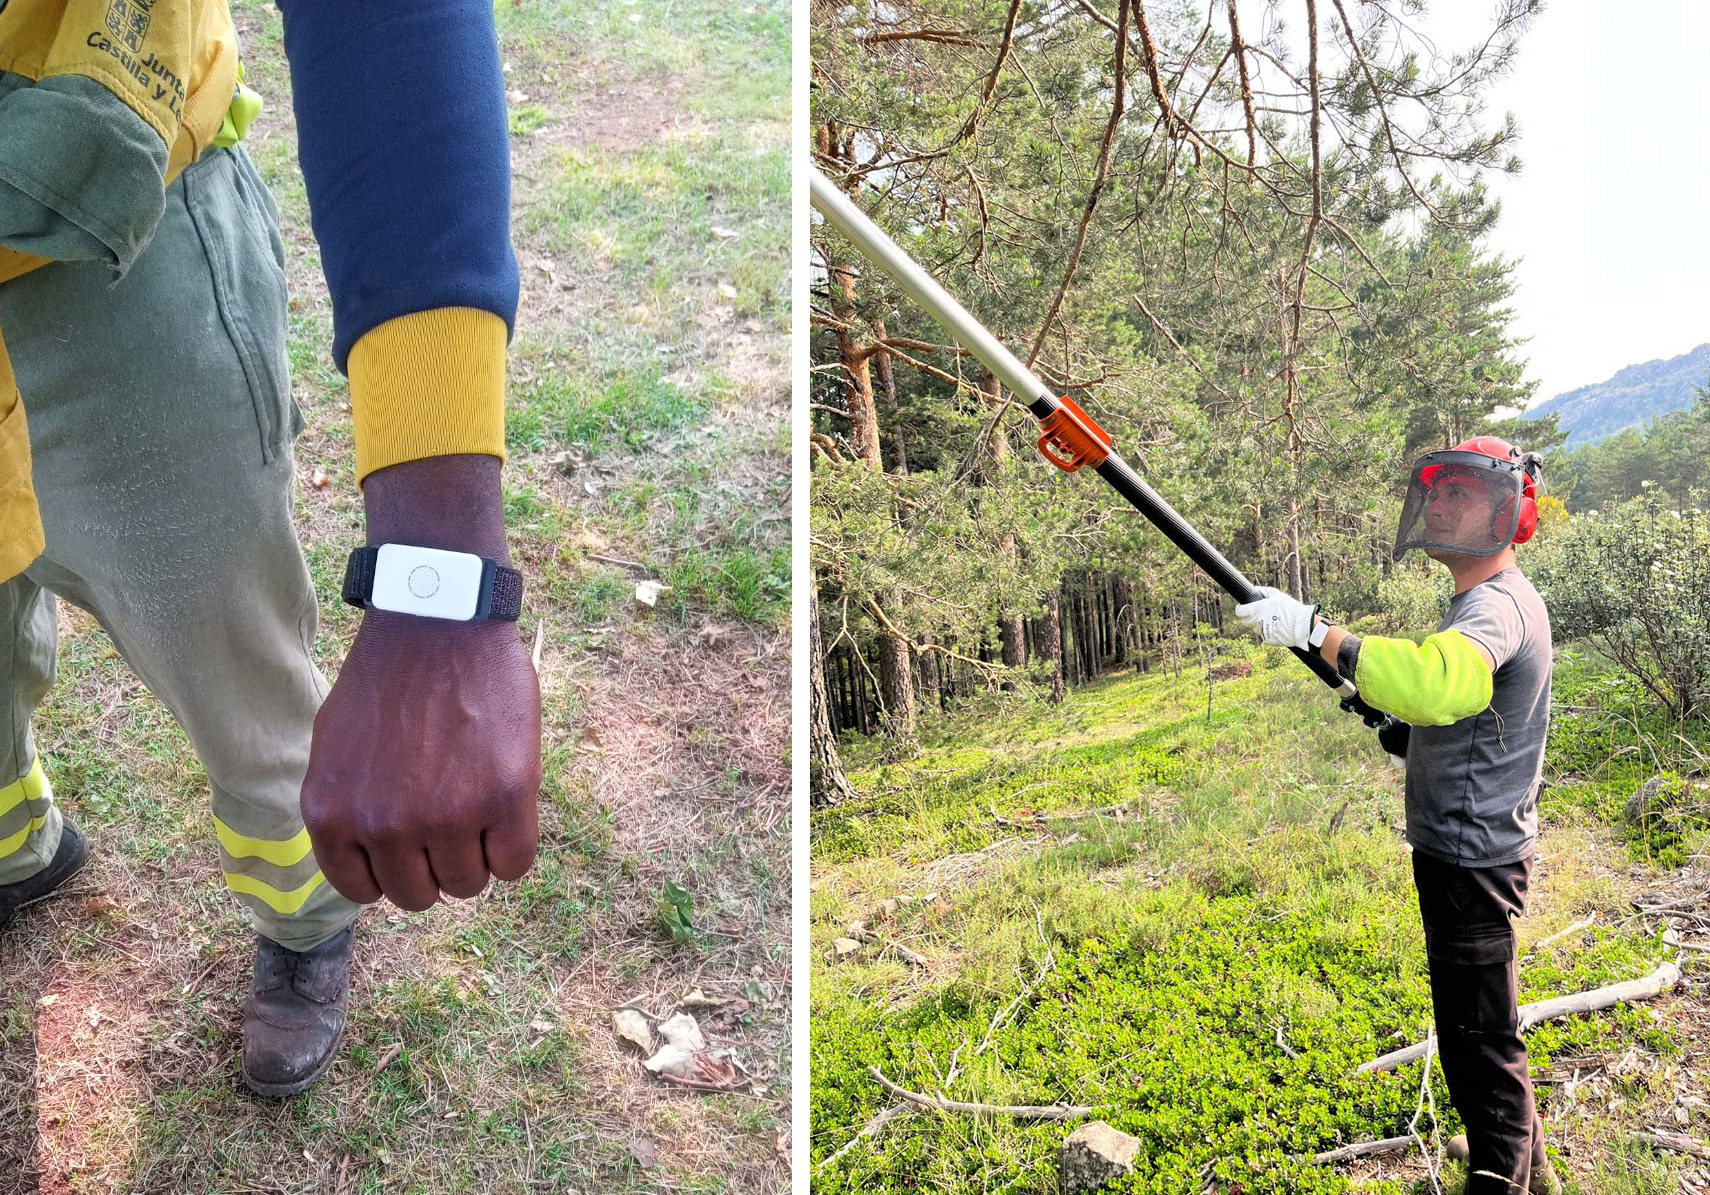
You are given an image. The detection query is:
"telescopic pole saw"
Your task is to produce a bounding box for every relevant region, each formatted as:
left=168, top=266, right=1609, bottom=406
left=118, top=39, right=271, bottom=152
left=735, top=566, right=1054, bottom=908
left=811, top=166, right=1404, bottom=749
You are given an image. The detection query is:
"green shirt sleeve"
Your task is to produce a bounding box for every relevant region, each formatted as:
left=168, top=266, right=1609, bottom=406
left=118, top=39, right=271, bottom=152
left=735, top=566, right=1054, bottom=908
left=1354, top=630, right=1492, bottom=727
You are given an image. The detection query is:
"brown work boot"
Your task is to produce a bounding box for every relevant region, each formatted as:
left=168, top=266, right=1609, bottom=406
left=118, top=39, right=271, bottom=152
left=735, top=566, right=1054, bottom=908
left=0, top=818, right=88, bottom=922
left=1530, top=1161, right=1563, bottom=1195
left=1446, top=1133, right=1561, bottom=1194
left=242, top=926, right=353, bottom=1098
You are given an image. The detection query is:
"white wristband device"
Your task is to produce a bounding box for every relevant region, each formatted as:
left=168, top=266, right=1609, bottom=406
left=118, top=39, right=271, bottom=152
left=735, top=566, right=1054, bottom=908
left=343, top=543, right=523, bottom=622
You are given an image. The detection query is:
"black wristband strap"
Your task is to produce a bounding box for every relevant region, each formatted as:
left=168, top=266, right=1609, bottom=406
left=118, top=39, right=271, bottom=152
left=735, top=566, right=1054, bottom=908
left=341, top=546, right=379, bottom=611
left=1335, top=632, right=1362, bottom=684
left=342, top=545, right=524, bottom=621
left=476, top=557, right=525, bottom=621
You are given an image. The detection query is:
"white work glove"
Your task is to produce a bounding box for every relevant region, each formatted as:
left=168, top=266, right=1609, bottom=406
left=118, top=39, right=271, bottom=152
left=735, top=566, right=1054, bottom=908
left=1233, top=586, right=1320, bottom=650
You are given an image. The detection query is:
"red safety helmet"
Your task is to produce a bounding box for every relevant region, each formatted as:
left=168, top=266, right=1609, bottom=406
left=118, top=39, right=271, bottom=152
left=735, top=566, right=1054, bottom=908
left=1395, top=437, right=1543, bottom=559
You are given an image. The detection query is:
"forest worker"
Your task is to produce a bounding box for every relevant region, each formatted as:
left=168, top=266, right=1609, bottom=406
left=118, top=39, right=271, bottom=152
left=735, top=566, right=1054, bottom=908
left=1233, top=437, right=1558, bottom=1195
left=0, top=0, right=542, bottom=1098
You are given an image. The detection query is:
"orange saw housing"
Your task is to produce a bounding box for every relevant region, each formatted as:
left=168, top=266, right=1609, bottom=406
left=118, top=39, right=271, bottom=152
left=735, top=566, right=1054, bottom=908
left=1035, top=395, right=1112, bottom=472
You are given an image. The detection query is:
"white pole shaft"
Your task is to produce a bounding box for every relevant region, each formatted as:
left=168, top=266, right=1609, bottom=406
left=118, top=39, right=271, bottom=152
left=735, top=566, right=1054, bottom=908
left=809, top=167, right=1054, bottom=406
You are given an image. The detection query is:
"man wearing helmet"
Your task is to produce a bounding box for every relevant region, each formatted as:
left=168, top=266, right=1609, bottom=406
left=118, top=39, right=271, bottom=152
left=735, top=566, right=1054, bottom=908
left=1235, top=437, right=1557, bottom=1195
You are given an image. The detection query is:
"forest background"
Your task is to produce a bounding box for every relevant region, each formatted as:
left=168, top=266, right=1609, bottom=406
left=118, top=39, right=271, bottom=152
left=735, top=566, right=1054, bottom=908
left=810, top=0, right=1574, bottom=780
left=808, top=0, right=1710, bottom=1191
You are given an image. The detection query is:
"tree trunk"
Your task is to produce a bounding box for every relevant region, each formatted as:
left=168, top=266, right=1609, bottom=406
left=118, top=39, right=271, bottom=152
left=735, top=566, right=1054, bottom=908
left=858, top=650, right=874, bottom=735
left=918, top=633, right=941, bottom=708
left=817, top=124, right=883, bottom=468
left=872, top=320, right=908, bottom=474
left=877, top=633, right=916, bottom=749
left=1042, top=591, right=1066, bottom=704
left=999, top=613, right=1024, bottom=670
left=810, top=587, right=857, bottom=807
left=980, top=371, right=1026, bottom=673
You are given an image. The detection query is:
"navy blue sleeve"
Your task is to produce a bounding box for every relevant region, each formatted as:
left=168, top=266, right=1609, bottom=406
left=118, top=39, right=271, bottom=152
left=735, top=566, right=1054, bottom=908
left=276, top=0, right=520, bottom=371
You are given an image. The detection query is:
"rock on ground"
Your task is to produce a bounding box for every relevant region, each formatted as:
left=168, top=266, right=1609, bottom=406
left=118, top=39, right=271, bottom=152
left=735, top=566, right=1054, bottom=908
left=1059, top=1120, right=1141, bottom=1193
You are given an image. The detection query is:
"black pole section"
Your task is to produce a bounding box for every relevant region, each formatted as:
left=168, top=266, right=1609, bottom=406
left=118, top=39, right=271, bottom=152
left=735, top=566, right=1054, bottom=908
left=1076, top=444, right=1390, bottom=728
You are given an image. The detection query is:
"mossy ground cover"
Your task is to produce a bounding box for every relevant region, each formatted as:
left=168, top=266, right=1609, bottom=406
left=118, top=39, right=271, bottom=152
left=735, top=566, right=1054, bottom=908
left=811, top=645, right=1709, bottom=1194
left=0, top=1, right=790, bottom=1192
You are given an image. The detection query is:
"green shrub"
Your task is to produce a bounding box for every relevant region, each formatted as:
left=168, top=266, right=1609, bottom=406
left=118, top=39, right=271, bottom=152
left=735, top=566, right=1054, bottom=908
left=1621, top=771, right=1710, bottom=868
left=1532, top=493, right=1710, bottom=720
left=1372, top=564, right=1454, bottom=635
left=811, top=891, right=1668, bottom=1194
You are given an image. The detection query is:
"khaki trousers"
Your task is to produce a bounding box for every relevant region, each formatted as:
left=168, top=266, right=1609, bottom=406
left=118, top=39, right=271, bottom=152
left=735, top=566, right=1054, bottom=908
left=0, top=144, right=358, bottom=951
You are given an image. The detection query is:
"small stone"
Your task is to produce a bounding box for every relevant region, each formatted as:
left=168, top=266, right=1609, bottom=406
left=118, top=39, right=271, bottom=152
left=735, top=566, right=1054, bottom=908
left=878, top=898, right=899, bottom=920
left=832, top=937, right=862, bottom=958
left=1058, top=1121, right=1141, bottom=1193
left=1626, top=776, right=1668, bottom=824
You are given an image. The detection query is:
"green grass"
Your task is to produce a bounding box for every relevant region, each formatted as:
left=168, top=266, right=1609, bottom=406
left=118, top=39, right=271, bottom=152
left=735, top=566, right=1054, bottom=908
left=507, top=359, right=704, bottom=456
left=811, top=644, right=1702, bottom=1194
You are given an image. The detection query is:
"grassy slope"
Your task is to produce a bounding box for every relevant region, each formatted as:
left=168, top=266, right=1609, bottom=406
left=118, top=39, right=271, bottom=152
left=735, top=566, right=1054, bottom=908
left=811, top=643, right=1709, bottom=1195
left=0, top=1, right=790, bottom=1192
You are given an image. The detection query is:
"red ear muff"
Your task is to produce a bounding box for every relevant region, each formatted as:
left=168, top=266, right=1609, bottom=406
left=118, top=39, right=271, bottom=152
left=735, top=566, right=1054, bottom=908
left=1512, top=494, right=1538, bottom=545
left=1491, top=492, right=1538, bottom=545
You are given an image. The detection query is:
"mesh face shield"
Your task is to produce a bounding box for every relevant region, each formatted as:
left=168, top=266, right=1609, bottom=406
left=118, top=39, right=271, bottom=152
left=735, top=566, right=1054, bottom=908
left=1394, top=449, right=1528, bottom=559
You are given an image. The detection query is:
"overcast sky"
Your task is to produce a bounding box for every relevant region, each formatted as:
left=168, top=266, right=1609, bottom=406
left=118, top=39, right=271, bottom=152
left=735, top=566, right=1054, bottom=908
left=1432, top=1, right=1710, bottom=403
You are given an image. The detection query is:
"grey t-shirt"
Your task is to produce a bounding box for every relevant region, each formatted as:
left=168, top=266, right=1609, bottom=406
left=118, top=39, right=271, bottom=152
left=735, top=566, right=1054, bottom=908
left=1404, top=567, right=1552, bottom=866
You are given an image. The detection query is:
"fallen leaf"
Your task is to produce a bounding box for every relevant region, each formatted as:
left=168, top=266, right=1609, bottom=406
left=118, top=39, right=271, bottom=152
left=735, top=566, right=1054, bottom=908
left=629, top=1139, right=659, bottom=1169
left=656, top=1052, right=747, bottom=1091
left=612, top=1008, right=653, bottom=1054
left=643, top=1042, right=697, bottom=1077
left=700, top=997, right=751, bottom=1034
left=656, top=1012, right=706, bottom=1051
left=711, top=225, right=738, bottom=240
left=309, top=466, right=329, bottom=489
left=82, top=895, right=125, bottom=921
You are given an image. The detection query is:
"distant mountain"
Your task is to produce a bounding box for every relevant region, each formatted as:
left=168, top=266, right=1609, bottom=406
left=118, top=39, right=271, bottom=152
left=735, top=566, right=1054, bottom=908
left=1523, top=343, right=1710, bottom=449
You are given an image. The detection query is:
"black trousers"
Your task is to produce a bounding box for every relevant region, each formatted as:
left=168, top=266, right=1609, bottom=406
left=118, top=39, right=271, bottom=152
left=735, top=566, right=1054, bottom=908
left=1412, top=851, right=1548, bottom=1193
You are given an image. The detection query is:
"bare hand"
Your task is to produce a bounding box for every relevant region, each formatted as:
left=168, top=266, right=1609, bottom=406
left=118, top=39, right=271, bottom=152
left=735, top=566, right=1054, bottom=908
left=301, top=609, right=542, bottom=910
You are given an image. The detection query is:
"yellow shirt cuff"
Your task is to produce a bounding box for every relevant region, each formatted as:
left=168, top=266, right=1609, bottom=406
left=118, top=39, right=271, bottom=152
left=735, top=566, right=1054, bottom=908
left=347, top=308, right=508, bottom=484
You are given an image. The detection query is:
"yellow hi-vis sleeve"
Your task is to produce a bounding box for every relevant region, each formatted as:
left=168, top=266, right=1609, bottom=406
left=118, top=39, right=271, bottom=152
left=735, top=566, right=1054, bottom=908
left=346, top=308, right=508, bottom=484
left=0, top=336, right=45, bottom=581
left=1354, top=630, right=1493, bottom=728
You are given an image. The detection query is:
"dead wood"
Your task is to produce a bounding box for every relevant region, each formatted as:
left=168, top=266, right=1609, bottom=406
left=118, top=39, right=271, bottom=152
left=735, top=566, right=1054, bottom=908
left=868, top=1066, right=1098, bottom=1121
left=1638, top=1130, right=1710, bottom=1160
left=1309, top=1135, right=1417, bottom=1164
left=1358, top=962, right=1682, bottom=1074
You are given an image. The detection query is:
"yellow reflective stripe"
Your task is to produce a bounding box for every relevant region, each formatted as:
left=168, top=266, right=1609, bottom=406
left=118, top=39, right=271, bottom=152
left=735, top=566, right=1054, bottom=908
left=224, top=870, right=327, bottom=916
left=0, top=758, right=50, bottom=819
left=212, top=816, right=314, bottom=869
left=0, top=815, right=49, bottom=860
